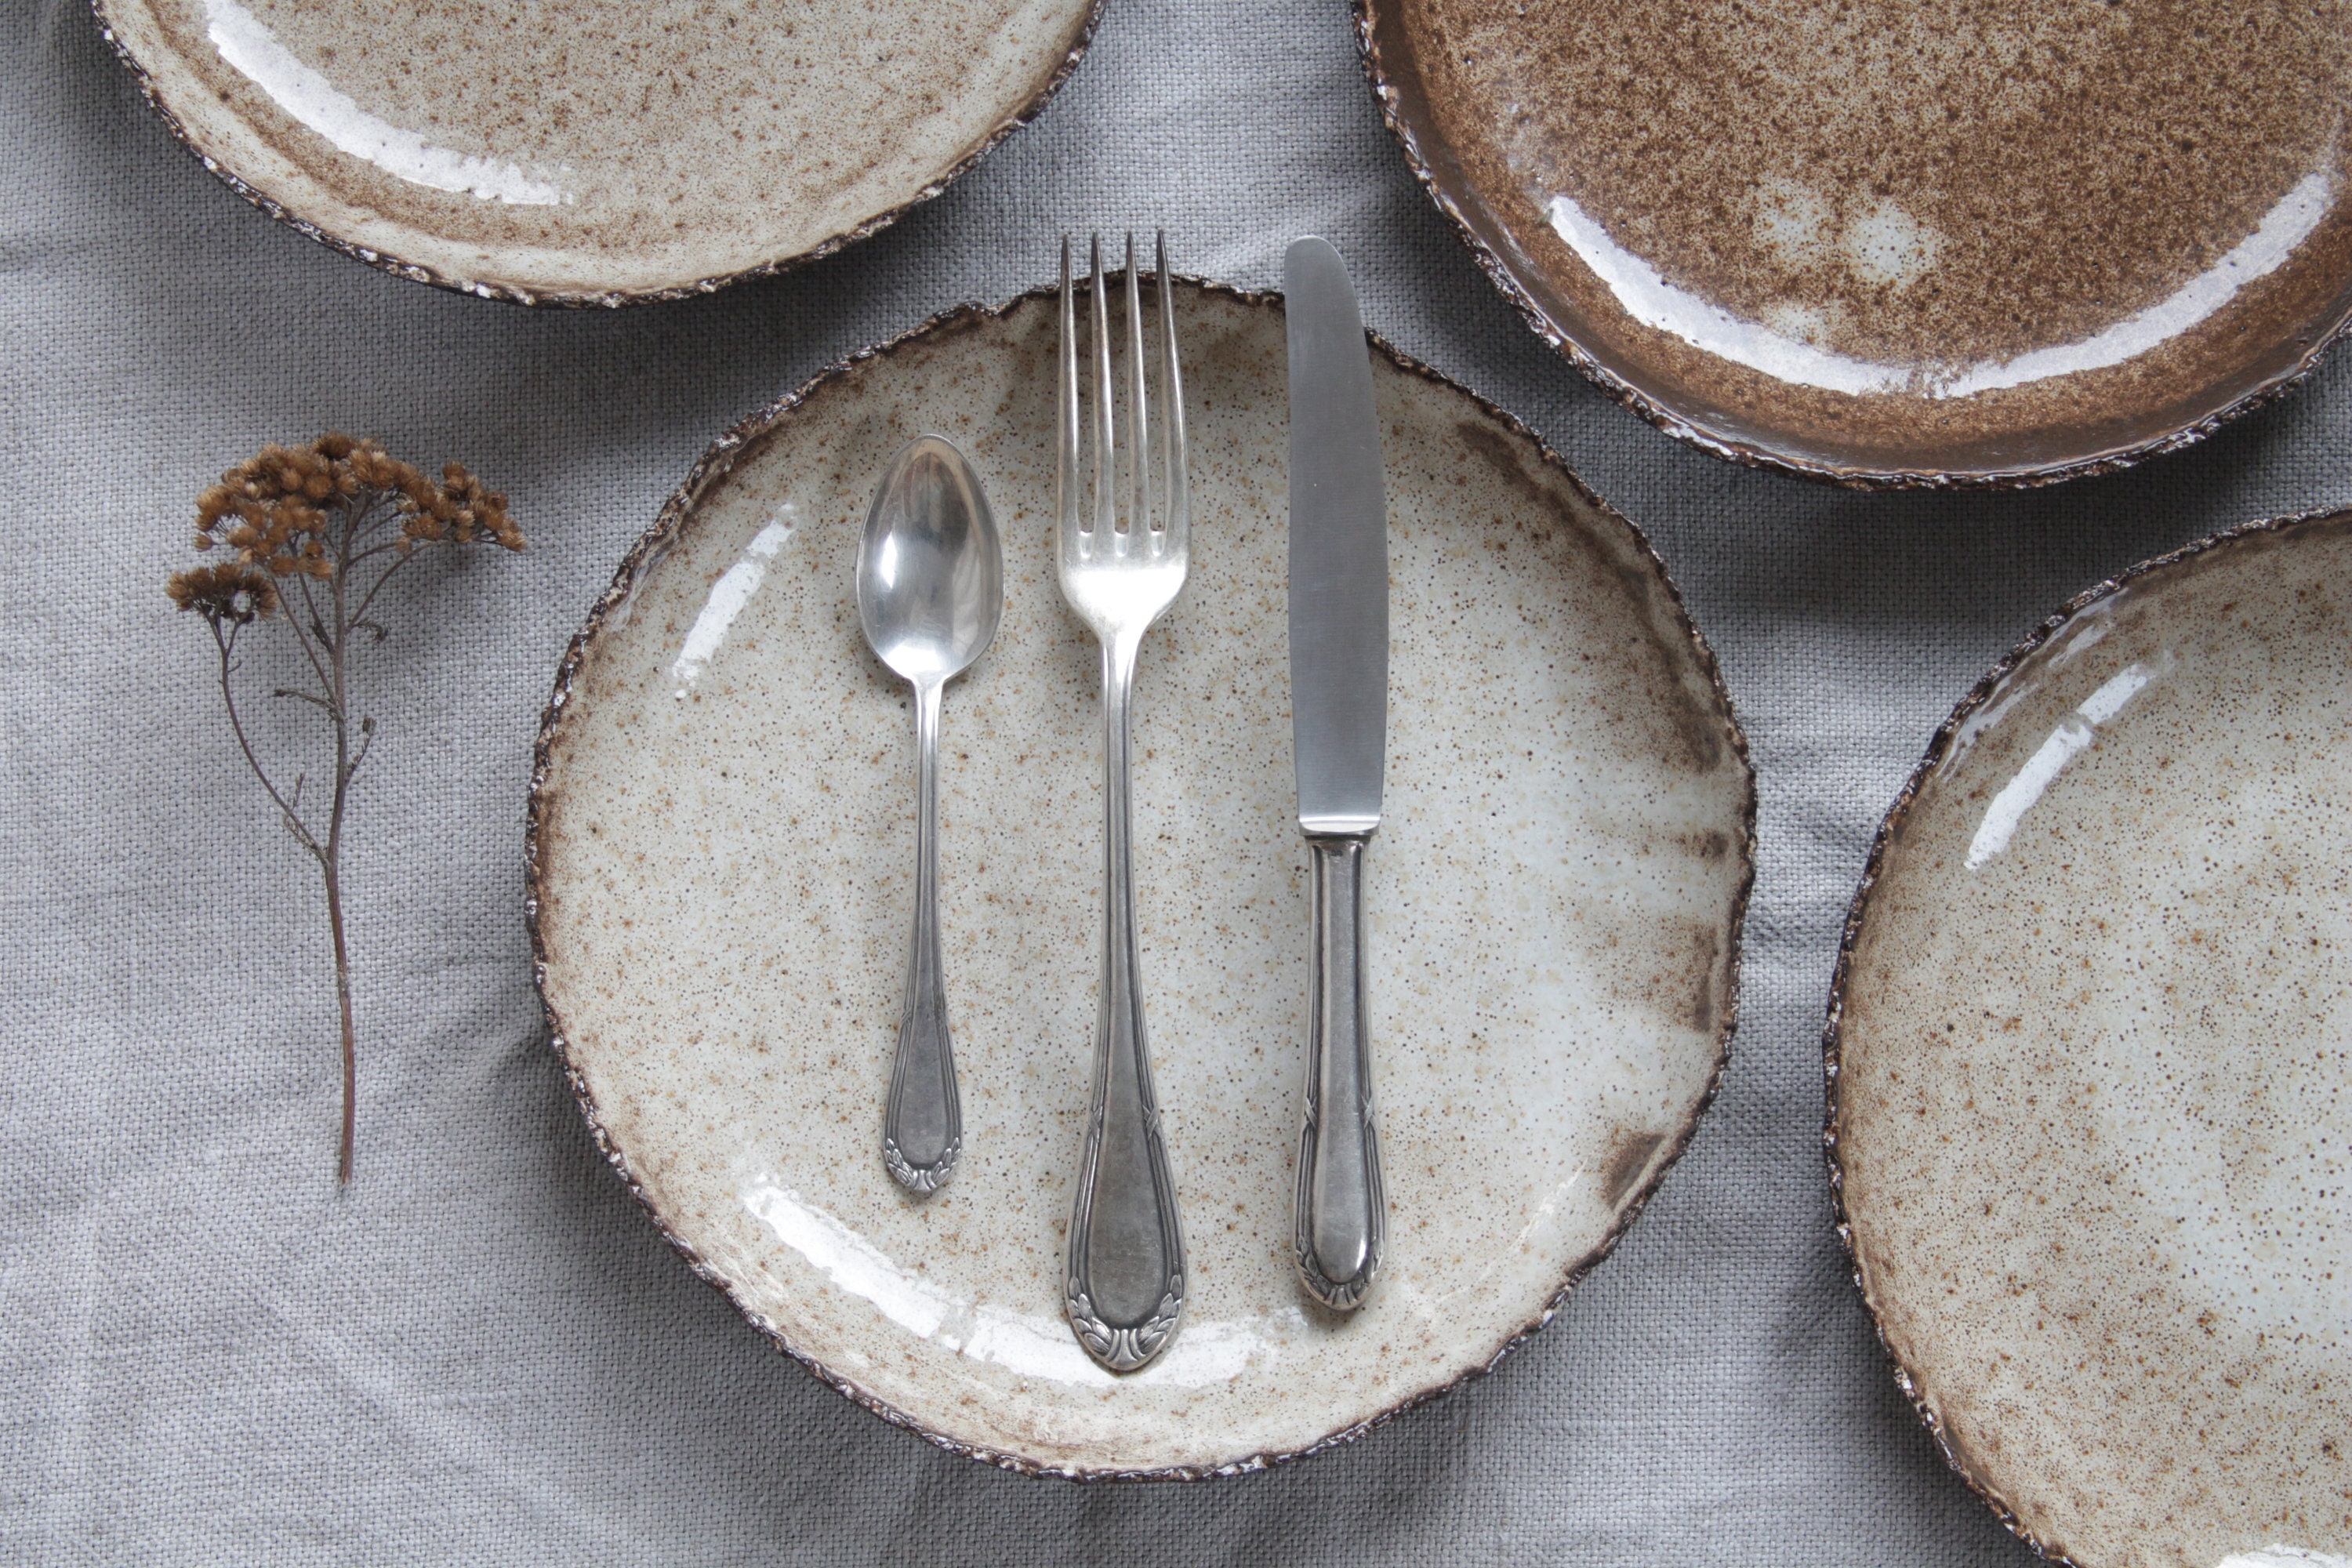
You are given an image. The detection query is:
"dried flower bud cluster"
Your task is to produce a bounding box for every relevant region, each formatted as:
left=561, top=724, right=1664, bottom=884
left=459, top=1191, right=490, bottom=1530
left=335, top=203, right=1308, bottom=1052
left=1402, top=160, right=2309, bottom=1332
left=405, top=461, right=521, bottom=549
left=169, top=434, right=524, bottom=623
left=165, top=561, right=279, bottom=624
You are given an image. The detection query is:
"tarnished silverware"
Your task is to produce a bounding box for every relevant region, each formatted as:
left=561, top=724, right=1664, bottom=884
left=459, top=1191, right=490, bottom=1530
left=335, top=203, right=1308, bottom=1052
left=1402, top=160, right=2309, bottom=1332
left=1284, top=235, right=1389, bottom=1310
left=856, top=434, right=1004, bottom=1193
left=1055, top=232, right=1191, bottom=1372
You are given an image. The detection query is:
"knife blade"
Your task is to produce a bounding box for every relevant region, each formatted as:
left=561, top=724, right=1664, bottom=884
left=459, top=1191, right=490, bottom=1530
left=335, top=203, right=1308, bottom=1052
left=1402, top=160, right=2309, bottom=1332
left=1287, top=238, right=1388, bottom=837
left=1285, top=235, right=1388, bottom=1310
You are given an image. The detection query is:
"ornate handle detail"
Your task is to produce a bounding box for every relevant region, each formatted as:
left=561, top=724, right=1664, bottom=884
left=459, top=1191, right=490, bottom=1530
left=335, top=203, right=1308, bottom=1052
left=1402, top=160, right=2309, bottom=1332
left=1065, top=637, right=1186, bottom=1371
left=1296, top=833, right=1384, bottom=1308
left=883, top=680, right=962, bottom=1192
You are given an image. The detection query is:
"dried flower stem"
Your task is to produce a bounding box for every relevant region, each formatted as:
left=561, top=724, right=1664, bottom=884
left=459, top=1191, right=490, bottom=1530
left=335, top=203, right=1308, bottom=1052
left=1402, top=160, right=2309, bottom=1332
left=172, top=436, right=522, bottom=1182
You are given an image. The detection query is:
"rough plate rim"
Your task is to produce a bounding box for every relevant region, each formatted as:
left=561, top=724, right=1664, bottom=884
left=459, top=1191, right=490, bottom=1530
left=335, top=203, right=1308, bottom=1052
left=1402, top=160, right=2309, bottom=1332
left=1352, top=0, right=2352, bottom=492
left=91, top=0, right=1106, bottom=308
left=1819, top=504, right=2352, bottom=1559
left=524, top=277, right=1759, bottom=1479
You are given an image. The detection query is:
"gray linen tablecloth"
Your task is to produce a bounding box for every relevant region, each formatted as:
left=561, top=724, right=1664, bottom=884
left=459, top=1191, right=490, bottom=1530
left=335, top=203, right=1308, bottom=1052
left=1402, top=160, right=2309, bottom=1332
left=8, top=0, right=2349, bottom=1562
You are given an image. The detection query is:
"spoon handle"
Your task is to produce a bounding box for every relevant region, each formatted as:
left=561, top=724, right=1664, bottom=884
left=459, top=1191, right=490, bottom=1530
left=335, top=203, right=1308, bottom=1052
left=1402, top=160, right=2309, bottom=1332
left=883, top=679, right=962, bottom=1192
left=1065, top=634, right=1186, bottom=1372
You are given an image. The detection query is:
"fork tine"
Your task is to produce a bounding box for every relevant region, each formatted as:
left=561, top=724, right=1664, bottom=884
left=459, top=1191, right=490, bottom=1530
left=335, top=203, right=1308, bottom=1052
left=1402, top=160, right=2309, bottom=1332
left=1156, top=230, right=1188, bottom=545
left=1058, top=237, right=1080, bottom=545
left=1089, top=235, right=1116, bottom=537
left=1124, top=234, right=1149, bottom=535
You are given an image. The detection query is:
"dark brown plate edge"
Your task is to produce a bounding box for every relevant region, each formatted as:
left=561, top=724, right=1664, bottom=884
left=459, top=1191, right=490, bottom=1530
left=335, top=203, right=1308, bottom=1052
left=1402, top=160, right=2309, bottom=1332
left=90, top=0, right=1105, bottom=308
left=1818, top=504, right=2352, bottom=1563
left=1352, top=0, right=2352, bottom=492
left=521, top=275, right=1759, bottom=1479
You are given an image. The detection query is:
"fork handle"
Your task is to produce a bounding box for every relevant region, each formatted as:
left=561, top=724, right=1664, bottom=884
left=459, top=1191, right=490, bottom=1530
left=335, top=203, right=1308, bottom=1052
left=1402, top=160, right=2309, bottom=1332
left=1065, top=635, right=1186, bottom=1373
left=1296, top=832, right=1385, bottom=1309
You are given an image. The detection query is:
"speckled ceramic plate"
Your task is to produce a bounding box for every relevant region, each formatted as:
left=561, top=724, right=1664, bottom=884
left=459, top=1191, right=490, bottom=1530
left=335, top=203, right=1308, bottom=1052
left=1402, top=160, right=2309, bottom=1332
left=95, top=0, right=1098, bottom=304
left=1359, top=0, right=2352, bottom=487
left=527, top=280, right=1754, bottom=1476
left=1828, top=511, right=2352, bottom=1564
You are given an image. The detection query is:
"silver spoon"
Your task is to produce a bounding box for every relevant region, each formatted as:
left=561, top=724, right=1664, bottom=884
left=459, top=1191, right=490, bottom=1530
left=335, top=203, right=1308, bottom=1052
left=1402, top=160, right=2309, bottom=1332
left=856, top=434, right=1004, bottom=1193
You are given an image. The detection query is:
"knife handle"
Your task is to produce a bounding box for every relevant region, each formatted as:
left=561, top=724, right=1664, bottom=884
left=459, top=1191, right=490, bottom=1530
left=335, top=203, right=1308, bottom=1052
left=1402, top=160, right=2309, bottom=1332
left=1296, top=832, right=1385, bottom=1310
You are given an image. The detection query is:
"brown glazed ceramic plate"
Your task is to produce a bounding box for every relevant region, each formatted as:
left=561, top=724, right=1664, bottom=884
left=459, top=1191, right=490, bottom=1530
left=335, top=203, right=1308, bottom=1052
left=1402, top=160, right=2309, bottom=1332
left=95, top=0, right=1099, bottom=305
left=527, top=280, right=1754, bottom=1475
left=1828, top=511, right=2352, bottom=1564
left=1359, top=0, right=2352, bottom=487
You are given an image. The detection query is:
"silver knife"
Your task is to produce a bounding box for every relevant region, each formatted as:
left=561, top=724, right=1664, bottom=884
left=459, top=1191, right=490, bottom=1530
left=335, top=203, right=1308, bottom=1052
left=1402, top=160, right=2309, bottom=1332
left=1284, top=235, right=1388, bottom=1312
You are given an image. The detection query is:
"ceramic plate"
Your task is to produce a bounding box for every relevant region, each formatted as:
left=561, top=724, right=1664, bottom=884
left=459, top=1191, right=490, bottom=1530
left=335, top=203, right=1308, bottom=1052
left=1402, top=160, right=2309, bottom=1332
left=1828, top=511, right=2352, bottom=1564
left=527, top=281, right=1754, bottom=1475
left=96, top=0, right=1099, bottom=304
left=1359, top=0, right=2352, bottom=487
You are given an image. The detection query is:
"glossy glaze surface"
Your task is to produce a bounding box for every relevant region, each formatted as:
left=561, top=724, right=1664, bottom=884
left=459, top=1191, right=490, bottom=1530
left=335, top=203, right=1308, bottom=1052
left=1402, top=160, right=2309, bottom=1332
left=1831, top=512, right=2352, bottom=1563
left=1363, top=0, right=2352, bottom=485
left=98, top=0, right=1098, bottom=303
left=529, top=284, right=1754, bottom=1475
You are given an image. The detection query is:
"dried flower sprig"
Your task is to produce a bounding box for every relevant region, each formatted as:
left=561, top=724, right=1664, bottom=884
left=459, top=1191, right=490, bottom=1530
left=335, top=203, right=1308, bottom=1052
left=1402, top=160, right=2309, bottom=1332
left=170, top=434, right=524, bottom=1183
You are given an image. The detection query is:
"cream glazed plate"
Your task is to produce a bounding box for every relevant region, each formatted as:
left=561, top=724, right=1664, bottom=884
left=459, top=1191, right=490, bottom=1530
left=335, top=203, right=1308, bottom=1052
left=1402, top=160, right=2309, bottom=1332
left=95, top=0, right=1099, bottom=303
left=1829, top=513, right=2352, bottom=1565
left=528, top=281, right=1754, bottom=1476
left=1361, top=0, right=2352, bottom=485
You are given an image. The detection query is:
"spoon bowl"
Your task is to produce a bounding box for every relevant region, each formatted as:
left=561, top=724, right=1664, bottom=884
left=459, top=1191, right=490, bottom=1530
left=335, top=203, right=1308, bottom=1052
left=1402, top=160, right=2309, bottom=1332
left=858, top=437, right=1004, bottom=688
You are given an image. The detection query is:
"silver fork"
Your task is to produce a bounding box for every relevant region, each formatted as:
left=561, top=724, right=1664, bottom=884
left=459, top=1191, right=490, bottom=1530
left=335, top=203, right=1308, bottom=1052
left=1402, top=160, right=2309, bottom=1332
left=1058, top=232, right=1191, bottom=1374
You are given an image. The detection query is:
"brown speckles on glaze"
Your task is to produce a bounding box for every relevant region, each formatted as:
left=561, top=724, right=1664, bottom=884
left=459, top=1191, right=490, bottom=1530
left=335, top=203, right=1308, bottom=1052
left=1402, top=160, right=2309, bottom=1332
left=96, top=0, right=1102, bottom=304
left=1683, top=924, right=1721, bottom=1035
left=1598, top=1128, right=1666, bottom=1210
left=528, top=281, right=1755, bottom=1477
left=1362, top=0, right=2352, bottom=486
left=1453, top=417, right=1551, bottom=505
left=1827, top=510, right=2352, bottom=1565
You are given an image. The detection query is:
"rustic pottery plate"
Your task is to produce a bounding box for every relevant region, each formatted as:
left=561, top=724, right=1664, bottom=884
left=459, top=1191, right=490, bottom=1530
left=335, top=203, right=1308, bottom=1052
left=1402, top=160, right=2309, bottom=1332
left=1359, top=0, right=2352, bottom=487
left=95, top=0, right=1099, bottom=304
left=527, top=281, right=1755, bottom=1475
left=1828, top=511, right=2352, bottom=1564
